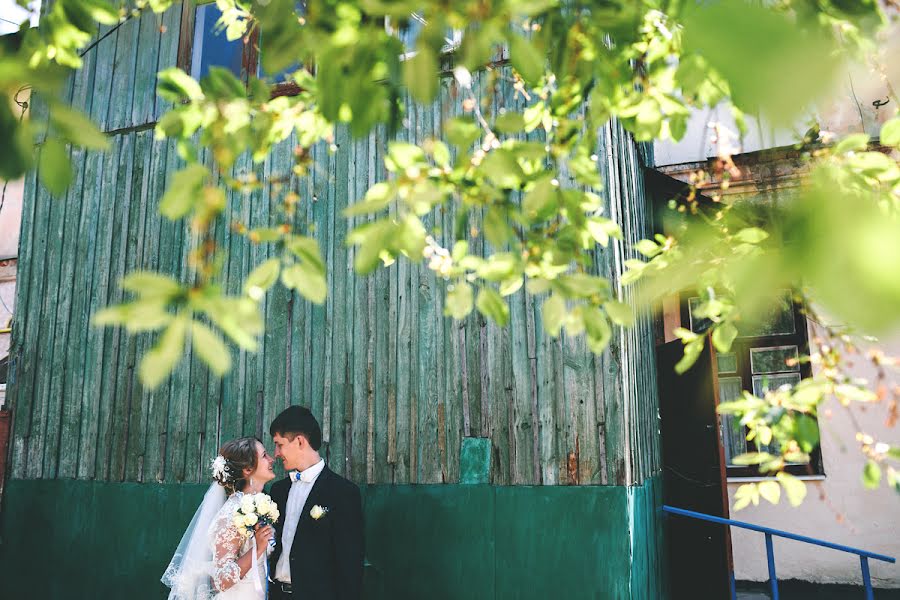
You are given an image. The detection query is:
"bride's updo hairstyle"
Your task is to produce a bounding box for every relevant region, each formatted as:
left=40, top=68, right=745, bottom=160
left=212, top=437, right=261, bottom=494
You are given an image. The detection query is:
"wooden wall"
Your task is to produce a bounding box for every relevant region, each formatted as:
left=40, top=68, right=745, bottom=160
left=6, top=2, right=660, bottom=488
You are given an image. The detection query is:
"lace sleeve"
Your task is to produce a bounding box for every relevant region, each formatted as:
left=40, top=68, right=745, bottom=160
left=210, top=508, right=244, bottom=592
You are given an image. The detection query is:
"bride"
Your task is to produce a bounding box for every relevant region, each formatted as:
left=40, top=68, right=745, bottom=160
left=162, top=437, right=277, bottom=599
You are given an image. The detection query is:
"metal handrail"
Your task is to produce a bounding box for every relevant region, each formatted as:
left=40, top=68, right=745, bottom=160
left=662, top=505, right=896, bottom=600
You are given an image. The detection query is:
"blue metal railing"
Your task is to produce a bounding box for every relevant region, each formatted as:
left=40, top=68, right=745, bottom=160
left=662, top=505, right=896, bottom=600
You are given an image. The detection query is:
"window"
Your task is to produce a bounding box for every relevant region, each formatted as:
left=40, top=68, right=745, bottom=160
left=386, top=13, right=462, bottom=59
left=683, top=290, right=825, bottom=478
left=178, top=0, right=303, bottom=95
left=190, top=2, right=246, bottom=81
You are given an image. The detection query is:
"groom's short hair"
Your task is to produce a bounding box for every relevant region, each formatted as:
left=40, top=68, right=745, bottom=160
left=270, top=405, right=322, bottom=450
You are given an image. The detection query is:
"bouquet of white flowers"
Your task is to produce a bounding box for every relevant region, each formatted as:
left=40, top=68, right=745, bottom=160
left=232, top=492, right=280, bottom=538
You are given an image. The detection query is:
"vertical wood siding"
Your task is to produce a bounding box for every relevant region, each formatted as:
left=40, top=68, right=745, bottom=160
left=7, top=2, right=660, bottom=487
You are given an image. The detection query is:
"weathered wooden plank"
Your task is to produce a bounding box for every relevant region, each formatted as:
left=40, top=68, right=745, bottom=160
left=94, top=132, right=136, bottom=480
left=107, top=14, right=140, bottom=131
left=28, top=133, right=77, bottom=475
left=6, top=160, right=40, bottom=478
left=142, top=138, right=180, bottom=483
left=153, top=3, right=183, bottom=119
left=108, top=131, right=152, bottom=481
left=131, top=8, right=164, bottom=127
left=326, top=126, right=350, bottom=478
left=125, top=132, right=164, bottom=482
left=349, top=132, right=369, bottom=484
left=43, top=142, right=88, bottom=478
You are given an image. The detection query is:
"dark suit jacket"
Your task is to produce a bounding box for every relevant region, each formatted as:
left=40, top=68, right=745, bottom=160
left=269, top=466, right=364, bottom=600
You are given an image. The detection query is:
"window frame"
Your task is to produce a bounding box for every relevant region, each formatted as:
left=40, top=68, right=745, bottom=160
left=679, top=291, right=826, bottom=479
left=177, top=1, right=305, bottom=98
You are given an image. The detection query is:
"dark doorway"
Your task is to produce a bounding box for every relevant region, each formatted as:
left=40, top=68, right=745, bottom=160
left=658, top=338, right=733, bottom=599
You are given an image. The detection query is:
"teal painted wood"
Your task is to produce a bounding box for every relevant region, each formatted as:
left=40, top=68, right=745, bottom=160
left=0, top=478, right=647, bottom=600
left=7, top=50, right=661, bottom=488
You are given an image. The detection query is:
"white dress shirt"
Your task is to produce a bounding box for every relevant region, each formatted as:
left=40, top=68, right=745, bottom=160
left=275, top=458, right=326, bottom=583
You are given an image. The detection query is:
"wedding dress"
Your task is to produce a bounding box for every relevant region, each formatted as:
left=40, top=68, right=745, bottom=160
left=162, top=486, right=270, bottom=600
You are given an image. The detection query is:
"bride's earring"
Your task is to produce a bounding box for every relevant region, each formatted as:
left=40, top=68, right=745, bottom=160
left=249, top=476, right=255, bottom=491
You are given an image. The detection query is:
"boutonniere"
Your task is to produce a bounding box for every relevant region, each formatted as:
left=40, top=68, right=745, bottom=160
left=310, top=505, right=329, bottom=520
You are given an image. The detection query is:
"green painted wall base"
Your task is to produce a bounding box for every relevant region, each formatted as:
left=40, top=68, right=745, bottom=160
left=0, top=477, right=664, bottom=599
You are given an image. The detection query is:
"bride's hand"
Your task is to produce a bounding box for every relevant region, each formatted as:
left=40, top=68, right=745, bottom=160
left=253, top=525, right=274, bottom=555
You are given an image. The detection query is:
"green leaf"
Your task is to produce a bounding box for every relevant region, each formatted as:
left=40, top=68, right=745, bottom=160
left=603, top=300, right=634, bottom=327
left=139, top=314, right=188, bottom=389
left=733, top=227, right=769, bottom=244
left=39, top=138, right=72, bottom=197
left=542, top=295, right=566, bottom=337
left=244, top=258, right=281, bottom=300
left=862, top=460, right=882, bottom=490
left=881, top=118, right=900, bottom=148
left=522, top=177, right=558, bottom=222
left=191, top=321, right=231, bottom=376
left=494, top=111, right=526, bottom=134
left=482, top=149, right=525, bottom=189
left=431, top=140, right=451, bottom=168
left=733, top=483, right=759, bottom=511
left=758, top=480, right=781, bottom=505
left=396, top=215, right=427, bottom=259
left=476, top=287, right=510, bottom=326
left=249, top=228, right=283, bottom=242
left=586, top=218, right=621, bottom=247
left=508, top=33, right=545, bottom=86
left=634, top=239, right=660, bottom=257
left=478, top=253, right=518, bottom=282
left=776, top=471, right=807, bottom=506
left=121, top=271, right=182, bottom=300
left=92, top=301, right=172, bottom=332
left=834, top=133, right=870, bottom=154
left=887, top=466, right=900, bottom=493
left=157, top=68, right=204, bottom=103
left=445, top=282, right=474, bottom=320
left=731, top=452, right=778, bottom=465
left=404, top=46, right=439, bottom=103
left=160, top=164, right=208, bottom=220
left=50, top=106, right=110, bottom=150
left=499, top=276, right=523, bottom=297
left=681, top=0, right=839, bottom=123
left=445, top=116, right=481, bottom=149
left=281, top=262, right=327, bottom=304
left=583, top=306, right=612, bottom=354
left=711, top=322, right=738, bottom=352
left=346, top=184, right=393, bottom=221
left=82, top=0, right=119, bottom=24
left=675, top=337, right=705, bottom=374
left=484, top=207, right=513, bottom=247
left=385, top=142, right=426, bottom=172
left=287, top=235, right=325, bottom=273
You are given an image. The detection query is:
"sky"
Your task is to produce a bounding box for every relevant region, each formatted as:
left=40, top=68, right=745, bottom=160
left=0, top=0, right=40, bottom=36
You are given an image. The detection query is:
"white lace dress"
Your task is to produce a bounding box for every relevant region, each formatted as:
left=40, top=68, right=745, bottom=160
left=209, top=492, right=271, bottom=600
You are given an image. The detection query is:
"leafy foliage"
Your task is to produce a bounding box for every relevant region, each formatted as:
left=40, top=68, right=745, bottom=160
left=3, top=0, right=899, bottom=503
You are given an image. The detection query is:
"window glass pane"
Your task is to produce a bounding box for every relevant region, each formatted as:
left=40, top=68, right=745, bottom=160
left=718, top=376, right=746, bottom=465
left=716, top=352, right=737, bottom=374
left=752, top=372, right=801, bottom=396
left=191, top=3, right=244, bottom=81
left=739, top=290, right=795, bottom=337
left=750, top=345, right=799, bottom=374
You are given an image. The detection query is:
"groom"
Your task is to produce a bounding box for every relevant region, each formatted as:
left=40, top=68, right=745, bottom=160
left=268, top=406, right=364, bottom=600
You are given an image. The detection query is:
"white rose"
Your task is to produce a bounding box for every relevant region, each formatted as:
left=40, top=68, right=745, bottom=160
left=256, top=499, right=273, bottom=515
left=232, top=515, right=245, bottom=529
left=243, top=513, right=258, bottom=527
left=310, top=505, right=327, bottom=520
left=240, top=495, right=256, bottom=513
